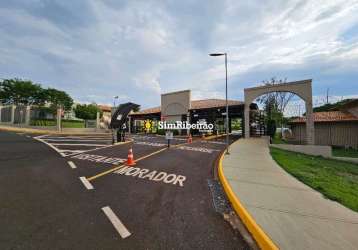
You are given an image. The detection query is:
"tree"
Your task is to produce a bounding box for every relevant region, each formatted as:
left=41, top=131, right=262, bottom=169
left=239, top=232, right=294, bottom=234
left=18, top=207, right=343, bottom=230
left=42, top=88, right=73, bottom=111
left=0, top=78, right=43, bottom=105
left=74, top=103, right=101, bottom=120
left=313, top=98, right=354, bottom=112
left=257, top=77, right=295, bottom=137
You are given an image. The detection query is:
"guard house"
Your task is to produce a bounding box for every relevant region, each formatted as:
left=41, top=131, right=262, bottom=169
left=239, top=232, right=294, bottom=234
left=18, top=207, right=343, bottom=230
left=128, top=90, right=257, bottom=135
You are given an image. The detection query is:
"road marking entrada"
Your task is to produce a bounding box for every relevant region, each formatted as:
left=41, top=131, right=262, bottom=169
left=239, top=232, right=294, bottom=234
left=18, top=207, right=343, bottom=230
left=71, top=153, right=126, bottom=165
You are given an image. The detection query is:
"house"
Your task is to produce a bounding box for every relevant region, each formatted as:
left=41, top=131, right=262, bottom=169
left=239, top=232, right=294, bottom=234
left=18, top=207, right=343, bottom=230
left=289, top=99, right=358, bottom=148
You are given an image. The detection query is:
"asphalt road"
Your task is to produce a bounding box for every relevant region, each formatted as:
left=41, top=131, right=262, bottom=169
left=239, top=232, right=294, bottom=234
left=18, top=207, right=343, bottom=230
left=0, top=131, right=249, bottom=250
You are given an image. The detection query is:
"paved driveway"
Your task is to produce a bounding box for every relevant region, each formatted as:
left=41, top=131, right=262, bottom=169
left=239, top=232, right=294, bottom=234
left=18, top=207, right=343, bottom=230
left=0, top=131, right=248, bottom=250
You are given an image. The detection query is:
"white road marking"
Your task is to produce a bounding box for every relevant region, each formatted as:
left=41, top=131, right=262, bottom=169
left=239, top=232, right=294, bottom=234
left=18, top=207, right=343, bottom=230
left=79, top=177, right=94, bottom=190
left=67, top=161, right=77, bottom=169
left=34, top=134, right=130, bottom=157
left=114, top=166, right=186, bottom=187
left=101, top=206, right=131, bottom=239
left=33, top=136, right=67, bottom=157
left=72, top=153, right=126, bottom=165
left=42, top=138, right=111, bottom=142
left=134, top=141, right=166, bottom=147
left=177, top=146, right=220, bottom=154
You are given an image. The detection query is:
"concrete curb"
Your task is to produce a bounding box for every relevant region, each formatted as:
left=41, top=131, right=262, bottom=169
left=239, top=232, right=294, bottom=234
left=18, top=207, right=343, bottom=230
left=218, top=148, right=279, bottom=250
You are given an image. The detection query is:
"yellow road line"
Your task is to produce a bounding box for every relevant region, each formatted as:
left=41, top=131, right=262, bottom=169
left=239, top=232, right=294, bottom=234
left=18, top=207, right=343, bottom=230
left=204, top=133, right=228, bottom=140
left=87, top=141, right=188, bottom=182
left=218, top=149, right=279, bottom=250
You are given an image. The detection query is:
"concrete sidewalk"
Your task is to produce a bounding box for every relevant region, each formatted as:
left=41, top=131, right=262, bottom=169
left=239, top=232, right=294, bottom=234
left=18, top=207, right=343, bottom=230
left=222, top=138, right=358, bottom=250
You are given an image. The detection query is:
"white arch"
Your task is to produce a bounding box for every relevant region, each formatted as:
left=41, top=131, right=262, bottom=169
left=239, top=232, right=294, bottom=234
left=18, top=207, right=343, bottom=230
left=244, top=79, right=314, bottom=144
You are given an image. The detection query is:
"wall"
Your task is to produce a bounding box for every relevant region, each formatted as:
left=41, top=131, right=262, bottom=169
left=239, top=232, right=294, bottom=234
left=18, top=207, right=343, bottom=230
left=291, top=122, right=358, bottom=148
left=271, top=144, right=332, bottom=157
left=161, top=90, right=190, bottom=119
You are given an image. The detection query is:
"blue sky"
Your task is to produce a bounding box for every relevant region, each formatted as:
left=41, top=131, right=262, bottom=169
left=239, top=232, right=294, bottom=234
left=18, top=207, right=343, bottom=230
left=1, top=0, right=358, bottom=114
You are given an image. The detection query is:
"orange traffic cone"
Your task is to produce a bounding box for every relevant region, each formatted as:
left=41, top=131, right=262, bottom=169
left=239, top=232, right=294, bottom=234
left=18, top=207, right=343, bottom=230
left=126, top=148, right=136, bottom=166
left=187, top=134, right=192, bottom=143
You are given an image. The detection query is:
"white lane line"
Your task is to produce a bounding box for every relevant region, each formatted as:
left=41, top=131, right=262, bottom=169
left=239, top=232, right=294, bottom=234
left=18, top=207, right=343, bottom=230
left=79, top=177, right=94, bottom=190
left=101, top=206, right=131, bottom=239
left=67, top=161, right=77, bottom=169
left=43, top=136, right=111, bottom=140
left=51, top=143, right=109, bottom=146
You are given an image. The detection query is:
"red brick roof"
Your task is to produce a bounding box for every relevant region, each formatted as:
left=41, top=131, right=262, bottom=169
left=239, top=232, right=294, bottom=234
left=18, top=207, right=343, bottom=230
left=130, top=99, right=244, bottom=115
left=290, top=111, right=358, bottom=123
left=190, top=99, right=243, bottom=110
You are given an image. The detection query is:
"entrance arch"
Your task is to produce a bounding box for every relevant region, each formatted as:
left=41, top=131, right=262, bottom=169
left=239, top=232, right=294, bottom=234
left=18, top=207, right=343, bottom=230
left=244, top=79, right=315, bottom=144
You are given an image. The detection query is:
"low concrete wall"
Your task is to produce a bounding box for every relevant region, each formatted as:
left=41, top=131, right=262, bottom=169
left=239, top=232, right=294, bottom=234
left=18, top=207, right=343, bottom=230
left=330, top=156, right=358, bottom=164
left=271, top=144, right=332, bottom=157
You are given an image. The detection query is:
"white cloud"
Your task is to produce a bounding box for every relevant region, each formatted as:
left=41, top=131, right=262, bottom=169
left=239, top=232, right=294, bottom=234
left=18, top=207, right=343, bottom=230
left=0, top=0, right=357, bottom=108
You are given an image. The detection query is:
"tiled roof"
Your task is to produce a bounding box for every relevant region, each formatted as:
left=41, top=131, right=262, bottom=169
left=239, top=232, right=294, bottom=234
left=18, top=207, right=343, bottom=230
left=98, top=105, right=112, bottom=112
left=290, top=111, right=358, bottom=123
left=190, top=99, right=243, bottom=110
left=130, top=106, right=161, bottom=115
left=130, top=98, right=244, bottom=115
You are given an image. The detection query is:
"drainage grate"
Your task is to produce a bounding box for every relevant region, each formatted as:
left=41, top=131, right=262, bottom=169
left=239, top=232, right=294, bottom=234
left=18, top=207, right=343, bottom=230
left=207, top=179, right=232, bottom=214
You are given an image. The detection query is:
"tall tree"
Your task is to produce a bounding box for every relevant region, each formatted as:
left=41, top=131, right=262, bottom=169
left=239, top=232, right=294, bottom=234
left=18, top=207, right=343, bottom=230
left=0, top=78, right=73, bottom=111
left=0, top=78, right=43, bottom=105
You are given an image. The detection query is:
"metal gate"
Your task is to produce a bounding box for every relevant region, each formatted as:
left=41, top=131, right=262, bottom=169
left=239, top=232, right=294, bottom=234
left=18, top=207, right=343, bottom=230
left=250, top=110, right=266, bottom=136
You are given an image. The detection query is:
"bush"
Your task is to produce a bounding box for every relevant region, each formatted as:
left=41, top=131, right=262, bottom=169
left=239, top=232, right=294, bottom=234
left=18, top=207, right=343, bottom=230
left=30, top=119, right=56, bottom=126
left=62, top=120, right=85, bottom=128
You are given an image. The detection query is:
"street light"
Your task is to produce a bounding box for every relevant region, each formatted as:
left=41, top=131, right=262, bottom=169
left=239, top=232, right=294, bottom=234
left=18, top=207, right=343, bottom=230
left=209, top=53, right=229, bottom=154
left=113, top=96, right=119, bottom=107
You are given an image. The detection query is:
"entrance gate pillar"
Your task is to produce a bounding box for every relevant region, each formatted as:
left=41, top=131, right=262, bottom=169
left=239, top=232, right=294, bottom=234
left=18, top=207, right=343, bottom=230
left=244, top=105, right=250, bottom=139
left=244, top=79, right=314, bottom=145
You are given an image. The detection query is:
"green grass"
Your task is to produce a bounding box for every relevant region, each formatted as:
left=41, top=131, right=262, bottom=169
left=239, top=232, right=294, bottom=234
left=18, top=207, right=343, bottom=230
left=270, top=147, right=358, bottom=212
left=271, top=133, right=287, bottom=144
left=61, top=120, right=85, bottom=128
left=333, top=147, right=358, bottom=158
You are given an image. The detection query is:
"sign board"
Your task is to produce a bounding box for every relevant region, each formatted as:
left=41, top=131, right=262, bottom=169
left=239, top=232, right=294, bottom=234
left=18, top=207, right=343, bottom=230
left=165, top=131, right=173, bottom=140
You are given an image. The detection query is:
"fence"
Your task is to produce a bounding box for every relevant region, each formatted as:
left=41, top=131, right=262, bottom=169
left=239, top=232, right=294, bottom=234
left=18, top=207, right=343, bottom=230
left=0, top=105, right=102, bottom=132
left=290, top=122, right=358, bottom=149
